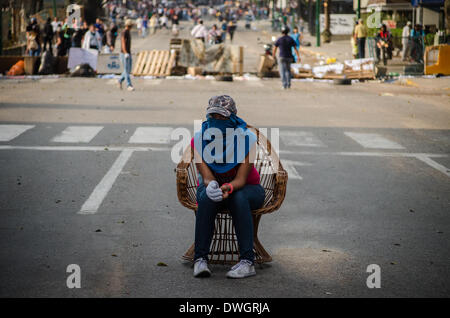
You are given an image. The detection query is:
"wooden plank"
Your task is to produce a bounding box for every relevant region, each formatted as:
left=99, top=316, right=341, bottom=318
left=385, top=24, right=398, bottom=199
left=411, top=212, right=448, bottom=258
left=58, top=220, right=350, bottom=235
left=149, top=51, right=162, bottom=75
left=132, top=51, right=144, bottom=75
left=135, top=51, right=148, bottom=75
left=142, top=50, right=156, bottom=75
left=158, top=51, right=170, bottom=76
left=153, top=51, right=164, bottom=76
left=155, top=51, right=167, bottom=76
left=165, top=51, right=176, bottom=76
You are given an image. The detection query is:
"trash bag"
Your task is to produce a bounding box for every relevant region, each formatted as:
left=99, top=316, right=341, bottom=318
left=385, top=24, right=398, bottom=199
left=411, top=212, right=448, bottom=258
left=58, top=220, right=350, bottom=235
left=7, top=60, right=25, bottom=76
left=70, top=63, right=95, bottom=77
left=38, top=51, right=55, bottom=75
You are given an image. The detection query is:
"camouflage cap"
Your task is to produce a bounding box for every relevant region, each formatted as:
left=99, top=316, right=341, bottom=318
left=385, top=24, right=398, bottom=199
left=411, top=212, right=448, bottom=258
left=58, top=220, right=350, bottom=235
left=206, top=95, right=237, bottom=118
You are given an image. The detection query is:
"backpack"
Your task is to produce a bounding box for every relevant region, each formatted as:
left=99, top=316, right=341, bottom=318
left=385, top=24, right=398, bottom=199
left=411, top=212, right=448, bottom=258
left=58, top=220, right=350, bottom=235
left=28, top=33, right=38, bottom=50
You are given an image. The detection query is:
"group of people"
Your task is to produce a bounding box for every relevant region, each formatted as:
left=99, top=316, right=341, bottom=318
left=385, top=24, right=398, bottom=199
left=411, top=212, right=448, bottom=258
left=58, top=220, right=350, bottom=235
left=352, top=19, right=426, bottom=64
left=190, top=19, right=237, bottom=45
left=26, top=16, right=119, bottom=57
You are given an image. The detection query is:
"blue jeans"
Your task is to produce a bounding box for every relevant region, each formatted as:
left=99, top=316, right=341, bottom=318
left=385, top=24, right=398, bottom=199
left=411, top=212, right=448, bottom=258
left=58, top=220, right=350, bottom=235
left=119, top=53, right=132, bottom=87
left=194, top=183, right=265, bottom=263
left=278, top=57, right=293, bottom=88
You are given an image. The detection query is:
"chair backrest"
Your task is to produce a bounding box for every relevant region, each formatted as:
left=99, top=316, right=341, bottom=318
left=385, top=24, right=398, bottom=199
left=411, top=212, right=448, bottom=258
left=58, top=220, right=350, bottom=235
left=176, top=125, right=287, bottom=213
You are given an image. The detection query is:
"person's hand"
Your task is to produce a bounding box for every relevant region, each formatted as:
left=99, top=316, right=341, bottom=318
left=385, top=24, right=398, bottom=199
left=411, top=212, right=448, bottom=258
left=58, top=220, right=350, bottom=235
left=220, top=184, right=232, bottom=199
left=206, top=180, right=223, bottom=202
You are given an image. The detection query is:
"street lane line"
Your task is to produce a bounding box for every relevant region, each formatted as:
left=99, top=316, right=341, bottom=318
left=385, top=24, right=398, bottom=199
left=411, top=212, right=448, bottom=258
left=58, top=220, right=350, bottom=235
left=0, top=145, right=171, bottom=152
left=51, top=126, right=104, bottom=143
left=282, top=160, right=313, bottom=180
left=78, top=149, right=134, bottom=214
left=415, top=155, right=450, bottom=177
left=344, top=132, right=405, bottom=149
left=0, top=125, right=35, bottom=141
left=128, top=127, right=173, bottom=144
left=280, top=131, right=326, bottom=147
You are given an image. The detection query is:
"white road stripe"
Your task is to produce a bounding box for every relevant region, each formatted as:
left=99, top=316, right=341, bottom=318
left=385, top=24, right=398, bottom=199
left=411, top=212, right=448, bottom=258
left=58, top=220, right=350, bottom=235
left=415, top=155, right=450, bottom=177
left=0, top=144, right=447, bottom=178
left=129, top=127, right=173, bottom=144
left=0, top=125, right=35, bottom=141
left=51, top=126, right=103, bottom=143
left=282, top=159, right=313, bottom=180
left=78, top=149, right=134, bottom=214
left=281, top=131, right=326, bottom=147
left=345, top=132, right=405, bottom=149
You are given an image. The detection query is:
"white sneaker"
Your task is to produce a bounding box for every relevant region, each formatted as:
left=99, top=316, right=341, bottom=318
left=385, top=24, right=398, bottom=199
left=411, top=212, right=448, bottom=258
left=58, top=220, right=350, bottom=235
left=193, top=258, right=211, bottom=278
left=127, top=86, right=135, bottom=91
left=226, top=260, right=256, bottom=279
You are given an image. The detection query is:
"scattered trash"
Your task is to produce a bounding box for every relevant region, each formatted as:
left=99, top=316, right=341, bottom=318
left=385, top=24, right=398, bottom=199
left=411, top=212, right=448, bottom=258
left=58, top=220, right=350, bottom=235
left=157, top=262, right=168, bottom=267
left=95, top=229, right=102, bottom=232
left=111, top=254, right=118, bottom=257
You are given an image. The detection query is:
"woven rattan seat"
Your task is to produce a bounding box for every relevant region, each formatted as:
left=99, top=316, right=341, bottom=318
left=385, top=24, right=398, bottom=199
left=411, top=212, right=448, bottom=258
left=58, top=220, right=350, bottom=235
left=176, top=125, right=288, bottom=264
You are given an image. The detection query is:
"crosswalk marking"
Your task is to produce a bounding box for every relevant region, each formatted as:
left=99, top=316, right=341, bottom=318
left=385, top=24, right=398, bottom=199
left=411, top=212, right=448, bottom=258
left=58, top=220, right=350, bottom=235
left=128, top=127, right=173, bottom=144
left=0, top=125, right=35, bottom=141
left=344, top=132, right=405, bottom=149
left=280, top=131, right=326, bottom=147
left=51, top=126, right=104, bottom=143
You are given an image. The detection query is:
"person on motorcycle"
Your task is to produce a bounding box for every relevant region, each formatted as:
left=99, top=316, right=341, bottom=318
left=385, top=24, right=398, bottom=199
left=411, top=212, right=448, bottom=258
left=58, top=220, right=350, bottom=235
left=375, top=24, right=393, bottom=65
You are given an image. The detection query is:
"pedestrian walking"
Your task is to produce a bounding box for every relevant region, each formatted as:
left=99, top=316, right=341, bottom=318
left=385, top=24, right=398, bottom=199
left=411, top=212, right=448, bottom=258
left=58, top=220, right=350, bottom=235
left=142, top=16, right=148, bottom=37
left=354, top=18, right=367, bottom=59
left=290, top=27, right=301, bottom=63
left=402, top=21, right=412, bottom=61
left=273, top=27, right=299, bottom=89
left=118, top=20, right=134, bottom=91
left=150, top=14, right=158, bottom=34
left=192, top=95, right=265, bottom=279
left=227, top=20, right=236, bottom=42
left=191, top=20, right=208, bottom=42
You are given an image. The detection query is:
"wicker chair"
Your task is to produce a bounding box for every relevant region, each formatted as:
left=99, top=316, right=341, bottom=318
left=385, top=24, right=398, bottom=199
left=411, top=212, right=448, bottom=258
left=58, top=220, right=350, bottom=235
left=176, top=125, right=288, bottom=265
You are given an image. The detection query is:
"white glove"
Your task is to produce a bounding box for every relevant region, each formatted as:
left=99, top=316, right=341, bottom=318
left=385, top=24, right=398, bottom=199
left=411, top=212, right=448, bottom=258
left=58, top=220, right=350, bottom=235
left=124, top=53, right=130, bottom=58
left=206, top=180, right=223, bottom=202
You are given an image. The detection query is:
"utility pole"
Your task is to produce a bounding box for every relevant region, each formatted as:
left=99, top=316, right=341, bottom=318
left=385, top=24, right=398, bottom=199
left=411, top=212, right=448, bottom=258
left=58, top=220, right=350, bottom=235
left=357, top=0, right=360, bottom=19
left=315, top=0, right=320, bottom=46
left=52, top=0, right=57, bottom=17
left=0, top=7, right=2, bottom=56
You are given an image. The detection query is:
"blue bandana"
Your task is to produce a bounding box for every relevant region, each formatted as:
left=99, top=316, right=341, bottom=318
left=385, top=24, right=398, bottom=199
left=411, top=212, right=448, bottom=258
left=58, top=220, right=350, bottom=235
left=194, top=114, right=257, bottom=173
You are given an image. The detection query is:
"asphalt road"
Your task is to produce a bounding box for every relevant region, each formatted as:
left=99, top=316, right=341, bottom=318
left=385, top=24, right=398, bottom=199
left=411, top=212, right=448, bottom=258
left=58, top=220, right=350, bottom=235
left=0, top=22, right=449, bottom=298
left=0, top=120, right=448, bottom=297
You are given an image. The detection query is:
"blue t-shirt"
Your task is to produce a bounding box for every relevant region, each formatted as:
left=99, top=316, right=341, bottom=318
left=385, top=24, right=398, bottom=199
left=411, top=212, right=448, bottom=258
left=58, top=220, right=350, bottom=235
left=275, top=35, right=296, bottom=58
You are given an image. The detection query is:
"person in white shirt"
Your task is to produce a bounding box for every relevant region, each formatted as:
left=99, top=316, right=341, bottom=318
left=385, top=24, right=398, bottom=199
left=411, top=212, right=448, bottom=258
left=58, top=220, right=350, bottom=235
left=82, top=24, right=102, bottom=52
left=402, top=21, right=411, bottom=61
left=51, top=17, right=59, bottom=33
left=191, top=20, right=208, bottom=42
left=160, top=15, right=169, bottom=29
left=136, top=16, right=142, bottom=36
